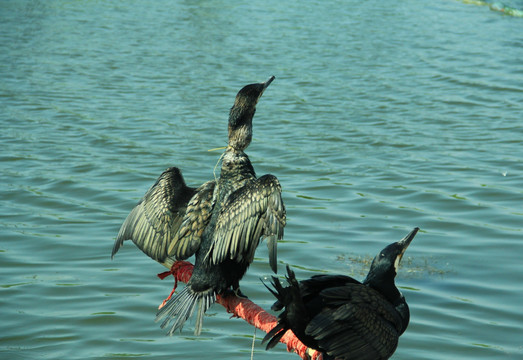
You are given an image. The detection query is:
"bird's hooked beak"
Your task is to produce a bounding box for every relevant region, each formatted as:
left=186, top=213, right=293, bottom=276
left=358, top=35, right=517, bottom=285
left=259, top=75, right=275, bottom=97
left=263, top=75, right=275, bottom=89
left=256, top=75, right=276, bottom=102
left=393, top=227, right=419, bottom=271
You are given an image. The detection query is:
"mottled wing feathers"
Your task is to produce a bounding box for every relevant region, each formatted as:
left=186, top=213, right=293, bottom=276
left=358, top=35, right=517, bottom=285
left=206, top=174, right=285, bottom=273
left=168, top=180, right=216, bottom=259
left=306, top=285, right=403, bottom=360
left=112, top=167, right=214, bottom=263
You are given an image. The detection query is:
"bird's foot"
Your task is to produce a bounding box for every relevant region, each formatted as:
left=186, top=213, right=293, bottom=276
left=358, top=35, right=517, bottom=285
left=223, top=287, right=248, bottom=299
left=234, top=287, right=248, bottom=299
left=158, top=287, right=176, bottom=310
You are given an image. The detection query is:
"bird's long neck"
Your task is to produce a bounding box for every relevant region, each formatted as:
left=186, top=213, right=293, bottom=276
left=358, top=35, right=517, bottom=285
left=228, top=104, right=254, bottom=151
left=364, top=273, right=402, bottom=305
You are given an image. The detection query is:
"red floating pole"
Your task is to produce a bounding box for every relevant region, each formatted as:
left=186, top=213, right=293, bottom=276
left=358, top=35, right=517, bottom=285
left=157, top=260, right=322, bottom=360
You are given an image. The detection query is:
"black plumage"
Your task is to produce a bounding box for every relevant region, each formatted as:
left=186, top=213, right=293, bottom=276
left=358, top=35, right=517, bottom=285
left=112, top=76, right=286, bottom=335
left=263, top=227, right=419, bottom=360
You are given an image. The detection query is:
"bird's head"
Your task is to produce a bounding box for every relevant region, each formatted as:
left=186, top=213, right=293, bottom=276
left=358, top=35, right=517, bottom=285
left=363, top=227, right=419, bottom=302
left=228, top=76, right=275, bottom=151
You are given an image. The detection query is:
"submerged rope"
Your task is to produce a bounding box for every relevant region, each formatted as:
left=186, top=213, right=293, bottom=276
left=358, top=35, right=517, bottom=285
left=251, top=326, right=256, bottom=360
left=157, top=260, right=322, bottom=360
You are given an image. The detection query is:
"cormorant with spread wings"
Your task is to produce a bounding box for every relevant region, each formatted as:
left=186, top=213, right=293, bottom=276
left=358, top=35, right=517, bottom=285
left=112, top=76, right=286, bottom=335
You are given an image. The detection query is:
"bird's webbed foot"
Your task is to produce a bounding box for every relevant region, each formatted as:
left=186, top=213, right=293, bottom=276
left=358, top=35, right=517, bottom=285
left=223, top=286, right=248, bottom=299
left=233, top=287, right=248, bottom=299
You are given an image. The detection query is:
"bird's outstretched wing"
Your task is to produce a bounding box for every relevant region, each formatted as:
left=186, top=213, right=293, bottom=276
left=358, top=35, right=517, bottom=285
left=306, top=284, right=403, bottom=360
left=167, top=180, right=216, bottom=259
left=112, top=167, right=215, bottom=264
left=205, top=174, right=285, bottom=273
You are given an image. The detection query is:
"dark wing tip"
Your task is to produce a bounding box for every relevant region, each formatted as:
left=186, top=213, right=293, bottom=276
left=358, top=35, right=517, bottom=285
left=111, top=229, right=126, bottom=259
left=268, top=235, right=278, bottom=273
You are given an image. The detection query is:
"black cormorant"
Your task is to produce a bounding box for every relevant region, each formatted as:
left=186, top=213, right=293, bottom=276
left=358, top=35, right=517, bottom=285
left=112, top=76, right=286, bottom=335
left=263, top=227, right=419, bottom=360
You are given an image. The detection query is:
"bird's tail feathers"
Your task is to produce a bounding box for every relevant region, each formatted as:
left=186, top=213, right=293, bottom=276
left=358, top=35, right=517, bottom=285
left=261, top=265, right=305, bottom=349
left=265, top=264, right=301, bottom=311
left=262, top=322, right=286, bottom=349
left=284, top=264, right=300, bottom=289
left=155, top=285, right=216, bottom=336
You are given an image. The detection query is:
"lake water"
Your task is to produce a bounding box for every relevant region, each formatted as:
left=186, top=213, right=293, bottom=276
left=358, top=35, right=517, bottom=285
left=1, top=0, right=522, bottom=359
